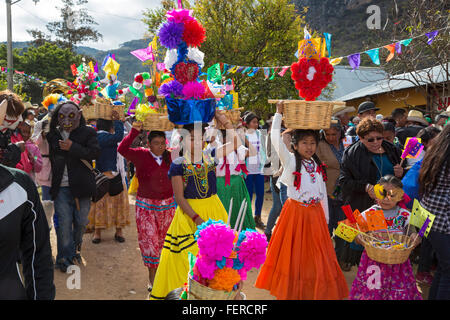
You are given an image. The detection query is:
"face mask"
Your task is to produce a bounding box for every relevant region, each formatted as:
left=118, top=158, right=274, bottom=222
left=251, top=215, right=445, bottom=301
left=57, top=103, right=81, bottom=132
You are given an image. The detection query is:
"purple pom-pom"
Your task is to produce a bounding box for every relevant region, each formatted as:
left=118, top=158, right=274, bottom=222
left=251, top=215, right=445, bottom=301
left=158, top=21, right=184, bottom=49
left=158, top=80, right=184, bottom=98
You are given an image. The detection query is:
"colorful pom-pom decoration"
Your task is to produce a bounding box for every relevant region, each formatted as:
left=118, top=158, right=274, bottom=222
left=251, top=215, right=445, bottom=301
left=182, top=81, right=205, bottom=100
left=182, top=19, right=206, bottom=47
left=158, top=21, right=185, bottom=49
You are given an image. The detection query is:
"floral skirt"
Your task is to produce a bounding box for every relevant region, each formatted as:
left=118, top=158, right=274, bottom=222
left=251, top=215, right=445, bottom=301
left=135, top=196, right=176, bottom=269
left=87, top=185, right=130, bottom=230
left=349, top=250, right=422, bottom=300
left=255, top=198, right=349, bottom=300
left=149, top=194, right=228, bottom=300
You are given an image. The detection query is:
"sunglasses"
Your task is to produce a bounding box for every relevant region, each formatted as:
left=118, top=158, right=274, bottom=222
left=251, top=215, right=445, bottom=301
left=366, top=137, right=383, bottom=143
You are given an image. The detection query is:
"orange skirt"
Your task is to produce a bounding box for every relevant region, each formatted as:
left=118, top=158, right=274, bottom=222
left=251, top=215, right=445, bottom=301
left=255, top=198, right=349, bottom=300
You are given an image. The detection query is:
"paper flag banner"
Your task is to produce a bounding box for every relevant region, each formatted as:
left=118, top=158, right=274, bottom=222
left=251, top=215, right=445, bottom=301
left=103, top=57, right=120, bottom=76
left=410, top=199, right=435, bottom=237
left=366, top=48, right=380, bottom=65
left=298, top=38, right=321, bottom=60
left=330, top=57, right=343, bottom=66
left=157, top=63, right=165, bottom=71
left=341, top=205, right=357, bottom=224
left=294, top=50, right=299, bottom=58
left=89, top=61, right=95, bottom=73
left=426, top=30, right=439, bottom=45
left=71, top=64, right=78, bottom=76
left=129, top=86, right=143, bottom=102
left=242, top=67, right=252, bottom=74
left=101, top=53, right=114, bottom=69
left=402, top=137, right=424, bottom=159
left=228, top=65, right=238, bottom=74
left=384, top=44, right=396, bottom=62
left=263, top=67, right=270, bottom=79
left=366, top=210, right=388, bottom=231
left=348, top=54, right=361, bottom=70
left=334, top=222, right=360, bottom=242
left=94, top=62, right=98, bottom=73
left=304, top=26, right=312, bottom=39
left=236, top=66, right=245, bottom=73
left=77, top=64, right=84, bottom=73
left=269, top=68, right=279, bottom=80
left=130, top=47, right=155, bottom=62
left=278, top=66, right=290, bottom=77
left=207, top=63, right=222, bottom=83
left=222, top=63, right=230, bottom=74
left=353, top=209, right=369, bottom=232
left=247, top=67, right=260, bottom=77
left=401, top=38, right=412, bottom=47
left=395, top=42, right=402, bottom=54
left=323, top=33, right=332, bottom=57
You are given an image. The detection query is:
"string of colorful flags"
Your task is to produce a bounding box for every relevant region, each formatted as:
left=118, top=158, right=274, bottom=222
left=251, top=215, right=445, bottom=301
left=208, top=25, right=449, bottom=80
left=0, top=66, right=47, bottom=84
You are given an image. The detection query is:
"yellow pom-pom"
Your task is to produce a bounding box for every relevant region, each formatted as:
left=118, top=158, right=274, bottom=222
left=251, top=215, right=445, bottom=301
left=208, top=267, right=240, bottom=292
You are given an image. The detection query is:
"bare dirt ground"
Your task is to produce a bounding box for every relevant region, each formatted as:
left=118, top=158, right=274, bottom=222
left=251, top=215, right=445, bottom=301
left=51, top=183, right=429, bottom=300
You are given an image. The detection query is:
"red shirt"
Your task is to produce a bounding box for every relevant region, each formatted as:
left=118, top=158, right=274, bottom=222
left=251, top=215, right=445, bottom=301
left=118, top=128, right=173, bottom=200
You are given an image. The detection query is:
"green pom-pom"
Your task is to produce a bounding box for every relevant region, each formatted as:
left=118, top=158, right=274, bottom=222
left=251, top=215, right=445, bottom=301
left=142, top=72, right=151, bottom=80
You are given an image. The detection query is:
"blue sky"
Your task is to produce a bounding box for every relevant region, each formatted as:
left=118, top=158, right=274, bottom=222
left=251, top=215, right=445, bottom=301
left=0, top=0, right=163, bottom=50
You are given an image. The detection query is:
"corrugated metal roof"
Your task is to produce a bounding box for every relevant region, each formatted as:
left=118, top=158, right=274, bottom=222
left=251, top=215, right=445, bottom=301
left=337, top=63, right=449, bottom=101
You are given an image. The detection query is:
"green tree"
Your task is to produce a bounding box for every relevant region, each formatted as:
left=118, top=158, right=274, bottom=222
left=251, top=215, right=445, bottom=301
left=28, top=0, right=103, bottom=51
left=143, top=0, right=309, bottom=117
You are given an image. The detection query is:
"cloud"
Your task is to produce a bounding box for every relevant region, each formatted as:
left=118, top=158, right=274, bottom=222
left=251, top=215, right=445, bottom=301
left=0, top=0, right=161, bottom=50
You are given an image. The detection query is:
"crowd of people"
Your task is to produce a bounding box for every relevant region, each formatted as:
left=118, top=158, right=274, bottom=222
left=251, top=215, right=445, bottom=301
left=0, top=88, right=449, bottom=300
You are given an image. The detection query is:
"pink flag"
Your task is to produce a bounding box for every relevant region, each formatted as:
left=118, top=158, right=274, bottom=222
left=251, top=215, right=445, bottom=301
left=278, top=66, right=290, bottom=77
left=130, top=47, right=155, bottom=62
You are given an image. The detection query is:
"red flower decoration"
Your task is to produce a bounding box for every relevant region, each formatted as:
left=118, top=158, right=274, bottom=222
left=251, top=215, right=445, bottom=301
left=174, top=62, right=200, bottom=84
left=182, top=19, right=206, bottom=47
left=135, top=75, right=144, bottom=83
left=118, top=89, right=123, bottom=95
left=290, top=57, right=334, bottom=101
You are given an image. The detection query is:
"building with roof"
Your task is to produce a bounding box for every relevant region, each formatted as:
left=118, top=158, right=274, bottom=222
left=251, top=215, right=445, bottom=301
left=336, top=63, right=449, bottom=118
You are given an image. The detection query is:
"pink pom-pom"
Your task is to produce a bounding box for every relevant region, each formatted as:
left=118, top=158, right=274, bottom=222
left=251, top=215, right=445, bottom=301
left=196, top=255, right=218, bottom=280
left=238, top=231, right=268, bottom=270
left=182, top=81, right=205, bottom=100
left=401, top=137, right=419, bottom=159
left=237, top=268, right=247, bottom=281
left=197, top=223, right=235, bottom=261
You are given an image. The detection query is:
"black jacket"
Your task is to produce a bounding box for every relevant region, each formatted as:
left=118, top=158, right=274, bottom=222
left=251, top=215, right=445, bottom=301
left=395, top=125, right=425, bottom=147
left=0, top=164, right=55, bottom=300
left=46, top=125, right=100, bottom=200
left=338, top=140, right=404, bottom=212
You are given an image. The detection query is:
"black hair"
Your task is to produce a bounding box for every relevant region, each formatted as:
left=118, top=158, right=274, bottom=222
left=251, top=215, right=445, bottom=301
left=22, top=108, right=34, bottom=120
left=378, top=175, right=403, bottom=189
left=49, top=101, right=85, bottom=132
left=165, top=287, right=183, bottom=300
left=291, top=129, right=325, bottom=175
left=243, top=112, right=259, bottom=125
left=391, top=108, right=407, bottom=119
left=148, top=130, right=171, bottom=166
left=96, top=119, right=113, bottom=132
left=417, top=126, right=441, bottom=147
left=382, top=121, right=396, bottom=133
left=182, top=123, right=208, bottom=135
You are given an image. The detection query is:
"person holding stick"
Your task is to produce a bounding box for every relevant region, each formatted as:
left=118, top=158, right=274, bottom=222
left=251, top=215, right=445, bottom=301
left=350, top=175, right=422, bottom=300
left=255, top=101, right=348, bottom=300
left=149, top=113, right=235, bottom=300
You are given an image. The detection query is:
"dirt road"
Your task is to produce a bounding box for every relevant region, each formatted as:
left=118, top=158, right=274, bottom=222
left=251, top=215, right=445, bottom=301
left=51, top=186, right=428, bottom=300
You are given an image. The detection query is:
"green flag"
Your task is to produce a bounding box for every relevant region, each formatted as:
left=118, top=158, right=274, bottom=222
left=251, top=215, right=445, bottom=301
left=207, top=63, right=222, bottom=84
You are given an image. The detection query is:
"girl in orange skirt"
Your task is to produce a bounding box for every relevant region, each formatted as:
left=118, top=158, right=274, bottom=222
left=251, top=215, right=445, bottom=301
left=255, top=102, right=348, bottom=300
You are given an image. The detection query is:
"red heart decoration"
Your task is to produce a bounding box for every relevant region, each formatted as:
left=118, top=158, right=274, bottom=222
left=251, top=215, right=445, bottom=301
left=174, top=62, right=199, bottom=85
left=290, top=57, right=334, bottom=101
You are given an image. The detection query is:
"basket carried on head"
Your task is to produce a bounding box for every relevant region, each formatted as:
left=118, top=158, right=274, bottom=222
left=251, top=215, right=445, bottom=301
left=187, top=277, right=239, bottom=300
left=94, top=98, right=126, bottom=121
left=214, top=108, right=243, bottom=129
left=360, top=232, right=414, bottom=265
left=141, top=109, right=175, bottom=131
left=80, top=104, right=96, bottom=120
left=268, top=100, right=345, bottom=129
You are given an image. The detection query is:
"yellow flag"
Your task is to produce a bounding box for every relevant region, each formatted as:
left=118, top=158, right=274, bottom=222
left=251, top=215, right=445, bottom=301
left=330, top=57, right=343, bottom=66
left=103, top=57, right=120, bottom=76
left=333, top=222, right=360, bottom=242
left=229, top=66, right=239, bottom=74
left=410, top=199, right=435, bottom=237
left=89, top=61, right=95, bottom=73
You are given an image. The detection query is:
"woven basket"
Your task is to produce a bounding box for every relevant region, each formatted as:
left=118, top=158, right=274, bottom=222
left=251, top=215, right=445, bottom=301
left=94, top=98, right=126, bottom=121
left=268, top=100, right=345, bottom=129
left=214, top=108, right=243, bottom=129
left=187, top=277, right=238, bottom=300
left=81, top=104, right=96, bottom=120
left=142, top=110, right=175, bottom=131
left=361, top=232, right=414, bottom=265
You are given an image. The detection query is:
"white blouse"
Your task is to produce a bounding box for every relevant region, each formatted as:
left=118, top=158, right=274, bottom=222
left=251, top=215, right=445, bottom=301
left=271, top=113, right=329, bottom=222
left=214, top=142, right=248, bottom=177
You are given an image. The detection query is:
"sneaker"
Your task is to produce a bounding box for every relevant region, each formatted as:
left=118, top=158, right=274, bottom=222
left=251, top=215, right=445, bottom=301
left=55, top=260, right=73, bottom=273
left=416, top=272, right=433, bottom=286
left=254, top=216, right=266, bottom=229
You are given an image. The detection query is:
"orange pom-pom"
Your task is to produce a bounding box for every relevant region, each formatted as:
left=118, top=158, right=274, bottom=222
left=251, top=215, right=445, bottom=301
left=208, top=267, right=241, bottom=292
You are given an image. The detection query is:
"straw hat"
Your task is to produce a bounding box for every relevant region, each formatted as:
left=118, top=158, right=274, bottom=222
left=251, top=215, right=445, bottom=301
left=407, top=110, right=428, bottom=126
left=332, top=105, right=356, bottom=117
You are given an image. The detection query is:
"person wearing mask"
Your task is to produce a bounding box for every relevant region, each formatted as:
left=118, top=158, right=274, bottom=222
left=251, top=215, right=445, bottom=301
left=46, top=101, right=100, bottom=272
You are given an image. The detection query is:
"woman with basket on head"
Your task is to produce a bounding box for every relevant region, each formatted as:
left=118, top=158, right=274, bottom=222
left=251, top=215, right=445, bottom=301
left=88, top=110, right=130, bottom=244
left=117, top=120, right=175, bottom=292
left=255, top=101, right=348, bottom=300
left=350, top=175, right=422, bottom=300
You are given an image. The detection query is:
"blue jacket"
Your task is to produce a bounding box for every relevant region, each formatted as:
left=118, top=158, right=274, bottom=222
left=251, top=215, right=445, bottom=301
left=96, top=121, right=124, bottom=172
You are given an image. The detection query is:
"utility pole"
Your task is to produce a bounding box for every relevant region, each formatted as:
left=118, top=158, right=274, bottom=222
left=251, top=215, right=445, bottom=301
left=6, top=0, right=13, bottom=90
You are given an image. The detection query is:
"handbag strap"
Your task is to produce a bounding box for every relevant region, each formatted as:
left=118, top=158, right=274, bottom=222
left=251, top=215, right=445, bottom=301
left=81, top=159, right=95, bottom=172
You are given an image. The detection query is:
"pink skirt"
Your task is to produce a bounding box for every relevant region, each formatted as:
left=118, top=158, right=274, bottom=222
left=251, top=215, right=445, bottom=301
left=135, top=196, right=176, bottom=268
left=350, top=251, right=422, bottom=300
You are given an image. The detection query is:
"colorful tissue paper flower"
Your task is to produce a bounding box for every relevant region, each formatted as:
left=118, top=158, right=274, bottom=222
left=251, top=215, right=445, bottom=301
left=166, top=9, right=194, bottom=23
left=148, top=95, right=157, bottom=104
left=196, top=222, right=235, bottom=261
left=182, top=19, right=206, bottom=47
left=196, top=255, right=218, bottom=280
left=194, top=219, right=224, bottom=239
left=158, top=80, right=184, bottom=98
left=238, top=231, right=268, bottom=270
left=174, top=62, right=200, bottom=84
left=134, top=75, right=144, bottom=83
left=164, top=49, right=178, bottom=70
left=182, top=81, right=205, bottom=100
left=208, top=267, right=241, bottom=292
left=237, top=267, right=248, bottom=281
left=187, top=47, right=205, bottom=68
left=158, top=21, right=184, bottom=49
